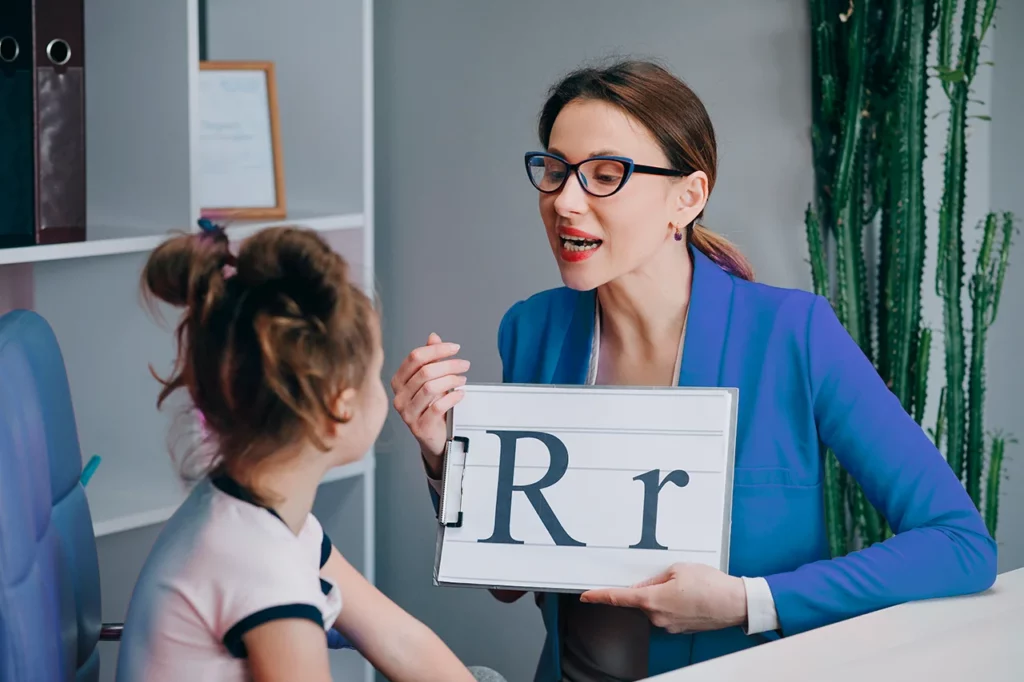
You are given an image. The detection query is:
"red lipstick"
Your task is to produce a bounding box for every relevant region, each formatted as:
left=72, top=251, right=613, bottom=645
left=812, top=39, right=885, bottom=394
left=557, top=226, right=603, bottom=263
left=559, top=226, right=602, bottom=241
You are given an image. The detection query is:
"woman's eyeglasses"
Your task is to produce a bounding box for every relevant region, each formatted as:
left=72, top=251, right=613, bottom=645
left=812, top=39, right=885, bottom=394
left=524, top=151, right=688, bottom=198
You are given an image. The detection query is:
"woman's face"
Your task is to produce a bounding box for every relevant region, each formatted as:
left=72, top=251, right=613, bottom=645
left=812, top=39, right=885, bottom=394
left=538, top=99, right=707, bottom=291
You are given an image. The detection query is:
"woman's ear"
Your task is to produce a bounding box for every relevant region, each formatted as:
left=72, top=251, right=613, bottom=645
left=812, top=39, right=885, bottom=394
left=674, top=171, right=709, bottom=224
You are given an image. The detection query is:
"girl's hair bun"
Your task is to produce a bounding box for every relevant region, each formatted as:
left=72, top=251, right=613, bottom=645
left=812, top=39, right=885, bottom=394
left=141, top=223, right=376, bottom=493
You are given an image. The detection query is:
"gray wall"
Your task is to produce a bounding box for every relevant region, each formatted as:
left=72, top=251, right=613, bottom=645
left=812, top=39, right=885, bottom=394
left=374, top=2, right=1024, bottom=679
left=373, top=2, right=814, bottom=679
left=989, top=1, right=1024, bottom=575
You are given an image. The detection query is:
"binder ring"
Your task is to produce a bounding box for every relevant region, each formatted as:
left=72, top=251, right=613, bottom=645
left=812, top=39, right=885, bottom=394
left=0, top=36, right=18, bottom=63
left=46, top=39, right=71, bottom=66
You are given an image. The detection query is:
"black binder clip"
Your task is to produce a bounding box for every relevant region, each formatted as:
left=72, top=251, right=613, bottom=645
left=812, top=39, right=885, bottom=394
left=438, top=436, right=469, bottom=528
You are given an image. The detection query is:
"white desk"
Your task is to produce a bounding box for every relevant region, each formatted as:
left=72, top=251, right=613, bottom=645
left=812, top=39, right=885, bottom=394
left=646, top=567, right=1022, bottom=681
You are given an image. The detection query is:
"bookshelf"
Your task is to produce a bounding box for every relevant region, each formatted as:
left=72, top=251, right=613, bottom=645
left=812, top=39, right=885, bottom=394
left=0, top=1, right=376, bottom=680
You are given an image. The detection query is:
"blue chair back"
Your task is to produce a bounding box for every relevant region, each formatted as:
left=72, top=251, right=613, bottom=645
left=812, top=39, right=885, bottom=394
left=0, top=309, right=102, bottom=682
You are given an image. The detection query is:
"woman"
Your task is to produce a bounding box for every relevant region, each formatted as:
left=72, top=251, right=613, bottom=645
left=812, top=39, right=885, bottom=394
left=390, top=60, right=997, bottom=681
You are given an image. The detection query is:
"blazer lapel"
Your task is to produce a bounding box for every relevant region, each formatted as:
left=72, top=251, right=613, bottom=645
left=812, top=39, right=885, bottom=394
left=550, top=289, right=596, bottom=386
left=678, top=246, right=735, bottom=388
left=649, top=247, right=738, bottom=674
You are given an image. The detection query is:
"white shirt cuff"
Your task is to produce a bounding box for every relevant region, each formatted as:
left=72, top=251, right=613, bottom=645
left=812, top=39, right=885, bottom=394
left=741, top=576, right=780, bottom=635
left=423, top=454, right=444, bottom=496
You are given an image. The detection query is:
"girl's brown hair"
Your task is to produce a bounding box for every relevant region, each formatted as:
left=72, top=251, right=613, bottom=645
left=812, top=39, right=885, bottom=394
left=141, top=225, right=375, bottom=487
left=537, top=59, right=755, bottom=281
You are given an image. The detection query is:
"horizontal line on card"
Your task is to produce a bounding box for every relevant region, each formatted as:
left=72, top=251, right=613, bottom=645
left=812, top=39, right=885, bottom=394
left=460, top=465, right=725, bottom=474
left=439, top=577, right=635, bottom=588
left=445, top=540, right=719, bottom=552
left=454, top=426, right=724, bottom=436
left=466, top=385, right=731, bottom=396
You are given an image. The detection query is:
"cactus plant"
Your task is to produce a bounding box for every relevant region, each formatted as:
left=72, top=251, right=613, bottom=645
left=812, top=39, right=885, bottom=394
left=805, top=0, right=1014, bottom=556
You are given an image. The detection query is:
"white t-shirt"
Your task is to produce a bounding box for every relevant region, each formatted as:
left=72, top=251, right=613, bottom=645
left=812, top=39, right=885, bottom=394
left=115, top=474, right=343, bottom=682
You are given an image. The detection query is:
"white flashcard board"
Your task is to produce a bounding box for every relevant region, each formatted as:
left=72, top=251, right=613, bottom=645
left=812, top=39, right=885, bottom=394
left=433, top=383, right=738, bottom=593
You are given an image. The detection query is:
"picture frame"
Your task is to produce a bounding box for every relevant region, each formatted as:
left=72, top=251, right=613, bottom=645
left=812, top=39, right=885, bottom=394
left=196, top=61, right=286, bottom=220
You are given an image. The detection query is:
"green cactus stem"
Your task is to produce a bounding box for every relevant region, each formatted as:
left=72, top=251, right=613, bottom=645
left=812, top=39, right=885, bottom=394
left=984, top=435, right=1006, bottom=537
left=881, top=0, right=930, bottom=418
left=880, top=0, right=906, bottom=85
left=965, top=213, right=1014, bottom=504
left=831, top=0, right=886, bottom=549
left=937, top=0, right=955, bottom=95
left=805, top=206, right=829, bottom=300
left=929, top=386, right=947, bottom=450
left=823, top=449, right=847, bottom=559
left=832, top=0, right=870, bottom=359
left=936, top=0, right=998, bottom=490
left=966, top=261, right=990, bottom=503
left=936, top=0, right=986, bottom=484
left=913, top=327, right=932, bottom=425
left=808, top=0, right=841, bottom=254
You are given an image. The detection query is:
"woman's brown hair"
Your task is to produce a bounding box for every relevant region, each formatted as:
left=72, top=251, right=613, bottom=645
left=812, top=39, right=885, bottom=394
left=141, top=224, right=376, bottom=490
left=537, top=59, right=755, bottom=281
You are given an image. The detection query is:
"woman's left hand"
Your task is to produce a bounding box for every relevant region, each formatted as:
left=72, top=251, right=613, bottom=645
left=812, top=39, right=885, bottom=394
left=579, top=563, right=748, bottom=634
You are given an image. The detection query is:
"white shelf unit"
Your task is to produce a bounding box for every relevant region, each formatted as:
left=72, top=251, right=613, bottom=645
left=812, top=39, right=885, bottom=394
left=0, top=211, right=365, bottom=266
left=0, top=1, right=376, bottom=680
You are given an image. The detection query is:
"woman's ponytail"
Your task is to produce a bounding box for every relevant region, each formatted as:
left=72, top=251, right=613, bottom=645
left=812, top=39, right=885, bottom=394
left=690, top=224, right=755, bottom=282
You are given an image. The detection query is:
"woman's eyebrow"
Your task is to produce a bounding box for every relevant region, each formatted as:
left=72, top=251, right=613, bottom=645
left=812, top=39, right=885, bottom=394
left=546, top=147, right=622, bottom=159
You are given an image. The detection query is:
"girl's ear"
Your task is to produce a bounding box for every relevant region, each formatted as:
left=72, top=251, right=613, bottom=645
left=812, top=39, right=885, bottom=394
left=330, top=387, right=358, bottom=432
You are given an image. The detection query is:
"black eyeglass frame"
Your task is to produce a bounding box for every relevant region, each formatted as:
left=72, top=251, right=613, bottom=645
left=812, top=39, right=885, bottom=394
left=524, top=151, right=689, bottom=197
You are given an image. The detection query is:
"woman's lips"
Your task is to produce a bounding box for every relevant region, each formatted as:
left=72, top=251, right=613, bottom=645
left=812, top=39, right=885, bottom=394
left=557, top=226, right=603, bottom=262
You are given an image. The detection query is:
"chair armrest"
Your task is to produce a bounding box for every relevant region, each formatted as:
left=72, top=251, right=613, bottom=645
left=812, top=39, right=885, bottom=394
left=99, top=623, right=124, bottom=641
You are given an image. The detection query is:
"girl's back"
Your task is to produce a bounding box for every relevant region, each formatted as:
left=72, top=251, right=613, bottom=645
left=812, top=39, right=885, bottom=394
left=116, top=475, right=341, bottom=681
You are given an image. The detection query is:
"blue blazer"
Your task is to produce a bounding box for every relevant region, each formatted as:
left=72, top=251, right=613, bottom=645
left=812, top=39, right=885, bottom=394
left=431, top=246, right=997, bottom=681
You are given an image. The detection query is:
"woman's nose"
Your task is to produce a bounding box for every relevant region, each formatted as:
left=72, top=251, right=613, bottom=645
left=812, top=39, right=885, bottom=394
left=553, top=172, right=589, bottom=216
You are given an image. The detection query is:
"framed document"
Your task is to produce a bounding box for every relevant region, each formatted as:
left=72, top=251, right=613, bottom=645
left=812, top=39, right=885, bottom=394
left=434, top=383, right=738, bottom=593
left=197, top=61, right=286, bottom=220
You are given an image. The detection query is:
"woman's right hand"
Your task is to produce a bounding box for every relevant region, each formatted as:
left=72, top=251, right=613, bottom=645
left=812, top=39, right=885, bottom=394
left=391, top=333, right=471, bottom=475
left=393, top=335, right=526, bottom=606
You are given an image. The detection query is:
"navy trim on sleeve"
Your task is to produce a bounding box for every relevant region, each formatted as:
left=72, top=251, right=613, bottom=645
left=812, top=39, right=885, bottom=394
left=320, top=531, right=332, bottom=567
left=222, top=604, right=325, bottom=658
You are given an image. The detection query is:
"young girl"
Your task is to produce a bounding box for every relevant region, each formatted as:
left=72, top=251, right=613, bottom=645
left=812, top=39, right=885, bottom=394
left=115, top=224, right=496, bottom=681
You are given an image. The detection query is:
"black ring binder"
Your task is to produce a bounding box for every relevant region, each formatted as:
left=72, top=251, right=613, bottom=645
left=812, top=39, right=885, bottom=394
left=438, top=436, right=470, bottom=528
left=0, top=36, right=19, bottom=63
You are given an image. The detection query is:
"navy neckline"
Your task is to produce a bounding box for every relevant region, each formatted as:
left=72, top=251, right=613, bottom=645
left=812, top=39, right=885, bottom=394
left=210, top=473, right=286, bottom=525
